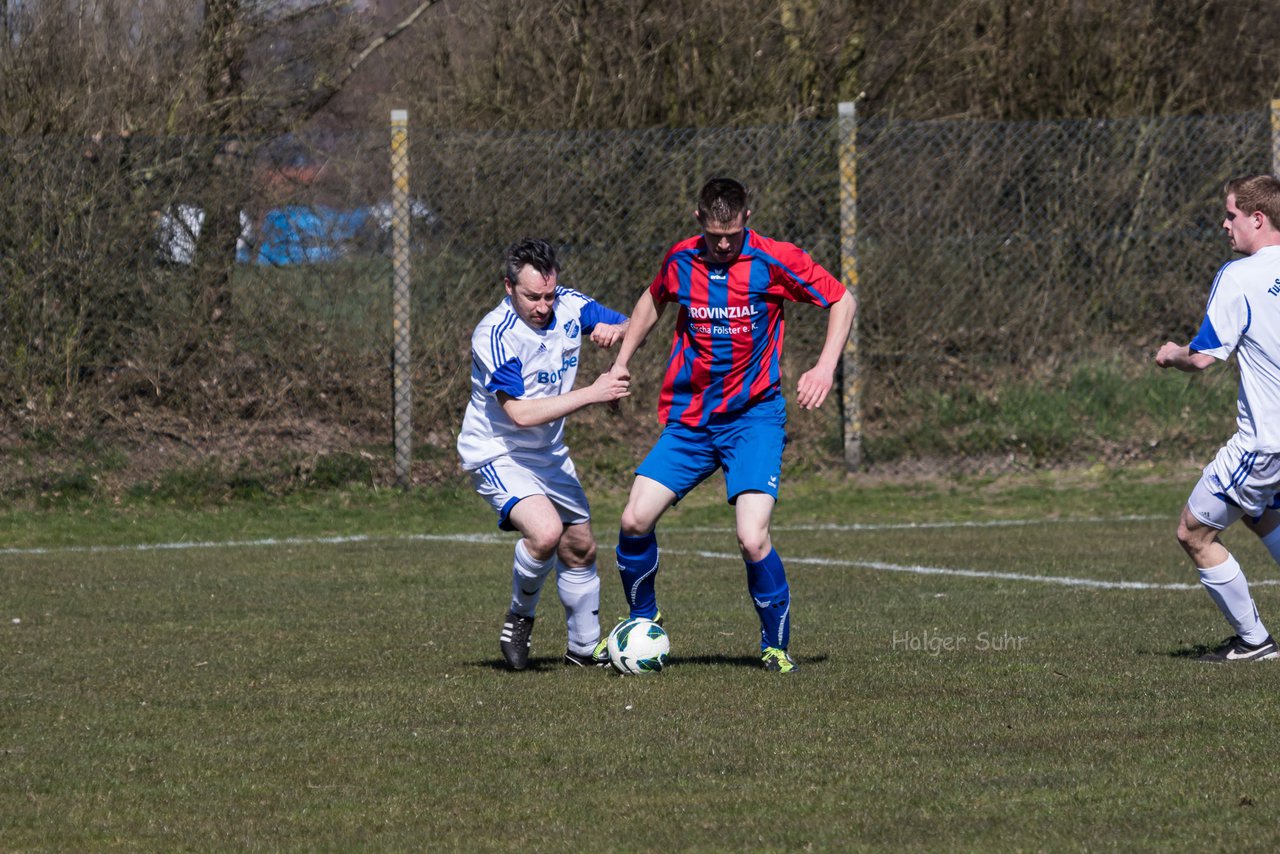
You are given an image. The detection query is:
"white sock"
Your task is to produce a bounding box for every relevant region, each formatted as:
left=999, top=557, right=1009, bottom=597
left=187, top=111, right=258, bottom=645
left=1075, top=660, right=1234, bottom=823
left=510, top=540, right=555, bottom=617
left=1199, top=554, right=1269, bottom=644
left=1259, top=525, right=1280, bottom=566
left=557, top=561, right=601, bottom=655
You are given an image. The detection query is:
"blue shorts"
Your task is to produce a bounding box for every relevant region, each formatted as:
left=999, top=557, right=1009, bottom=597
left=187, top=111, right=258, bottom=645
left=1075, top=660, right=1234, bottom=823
left=636, top=404, right=787, bottom=503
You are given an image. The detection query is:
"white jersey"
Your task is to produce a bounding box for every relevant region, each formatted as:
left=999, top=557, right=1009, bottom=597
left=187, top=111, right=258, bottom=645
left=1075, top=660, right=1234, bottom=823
left=1192, top=245, right=1280, bottom=452
left=457, top=286, right=624, bottom=470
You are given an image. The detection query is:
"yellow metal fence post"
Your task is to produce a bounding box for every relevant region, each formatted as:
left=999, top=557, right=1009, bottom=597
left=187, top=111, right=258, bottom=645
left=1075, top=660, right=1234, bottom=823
left=1271, top=99, right=1280, bottom=178
left=390, top=109, right=413, bottom=489
left=838, top=100, right=862, bottom=471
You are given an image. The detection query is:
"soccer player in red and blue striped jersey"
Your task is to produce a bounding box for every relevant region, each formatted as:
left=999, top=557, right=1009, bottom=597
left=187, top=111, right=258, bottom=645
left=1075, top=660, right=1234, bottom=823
left=605, top=177, right=856, bottom=673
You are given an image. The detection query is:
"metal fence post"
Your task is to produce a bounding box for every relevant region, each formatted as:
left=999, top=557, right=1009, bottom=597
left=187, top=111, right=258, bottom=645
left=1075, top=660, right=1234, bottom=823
left=1272, top=99, right=1280, bottom=178
left=390, top=109, right=413, bottom=489
left=837, top=100, right=862, bottom=471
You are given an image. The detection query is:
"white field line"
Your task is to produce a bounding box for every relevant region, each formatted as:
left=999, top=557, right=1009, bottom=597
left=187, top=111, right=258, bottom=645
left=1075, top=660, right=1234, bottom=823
left=0, top=515, right=1154, bottom=557
left=702, top=515, right=1167, bottom=533
left=670, top=514, right=1240, bottom=590
left=0, top=532, right=509, bottom=557
left=2, top=515, right=1263, bottom=592
left=0, top=517, right=1162, bottom=558
left=660, top=548, right=1210, bottom=591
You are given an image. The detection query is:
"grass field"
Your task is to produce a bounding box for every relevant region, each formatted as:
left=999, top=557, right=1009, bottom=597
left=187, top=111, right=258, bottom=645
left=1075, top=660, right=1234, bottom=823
left=5, top=467, right=1280, bottom=850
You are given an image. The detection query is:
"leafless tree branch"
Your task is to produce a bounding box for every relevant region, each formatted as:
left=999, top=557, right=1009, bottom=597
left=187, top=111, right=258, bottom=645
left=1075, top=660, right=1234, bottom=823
left=302, top=0, right=444, bottom=121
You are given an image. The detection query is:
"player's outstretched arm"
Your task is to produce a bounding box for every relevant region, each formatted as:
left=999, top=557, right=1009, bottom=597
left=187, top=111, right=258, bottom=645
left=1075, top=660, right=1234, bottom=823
left=1155, top=342, right=1216, bottom=373
left=796, top=288, right=857, bottom=410
left=499, top=370, right=631, bottom=428
left=611, top=290, right=664, bottom=379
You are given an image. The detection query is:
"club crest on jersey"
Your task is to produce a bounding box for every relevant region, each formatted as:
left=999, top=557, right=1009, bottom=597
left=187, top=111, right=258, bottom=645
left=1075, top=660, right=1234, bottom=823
left=563, top=319, right=581, bottom=338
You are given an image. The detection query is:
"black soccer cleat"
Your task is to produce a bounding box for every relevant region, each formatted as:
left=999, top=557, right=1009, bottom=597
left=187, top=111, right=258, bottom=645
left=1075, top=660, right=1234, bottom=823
left=563, top=648, right=610, bottom=667
left=500, top=611, right=535, bottom=670
left=1197, top=634, right=1280, bottom=663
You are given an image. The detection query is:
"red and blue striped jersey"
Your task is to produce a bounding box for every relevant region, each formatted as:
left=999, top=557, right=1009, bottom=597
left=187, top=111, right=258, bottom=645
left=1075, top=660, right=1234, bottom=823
left=648, top=228, right=846, bottom=426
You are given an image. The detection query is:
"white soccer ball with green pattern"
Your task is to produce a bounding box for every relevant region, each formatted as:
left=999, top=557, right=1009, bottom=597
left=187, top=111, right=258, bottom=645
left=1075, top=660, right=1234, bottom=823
left=606, top=618, right=670, bottom=675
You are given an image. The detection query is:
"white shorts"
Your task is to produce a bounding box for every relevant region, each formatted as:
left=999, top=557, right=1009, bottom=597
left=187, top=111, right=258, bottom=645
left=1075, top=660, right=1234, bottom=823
left=1187, top=434, right=1280, bottom=529
left=469, top=449, right=590, bottom=531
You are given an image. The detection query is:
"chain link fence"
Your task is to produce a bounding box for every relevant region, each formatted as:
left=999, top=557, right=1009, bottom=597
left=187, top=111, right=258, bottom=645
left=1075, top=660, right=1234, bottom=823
left=1, top=108, right=1269, bottom=485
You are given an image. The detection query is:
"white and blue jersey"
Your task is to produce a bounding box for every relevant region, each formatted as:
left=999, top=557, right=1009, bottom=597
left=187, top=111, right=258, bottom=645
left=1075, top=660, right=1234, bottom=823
left=1190, top=245, right=1280, bottom=452
left=457, top=286, right=626, bottom=470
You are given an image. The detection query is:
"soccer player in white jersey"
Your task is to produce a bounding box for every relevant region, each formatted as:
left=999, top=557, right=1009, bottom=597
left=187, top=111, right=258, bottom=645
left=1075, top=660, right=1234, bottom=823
left=457, top=238, right=630, bottom=670
left=1157, top=174, right=1280, bottom=662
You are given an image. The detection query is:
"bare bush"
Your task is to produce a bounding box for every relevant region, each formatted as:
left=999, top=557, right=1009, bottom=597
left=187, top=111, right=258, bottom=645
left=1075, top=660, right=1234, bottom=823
left=4, top=0, right=1279, bottom=484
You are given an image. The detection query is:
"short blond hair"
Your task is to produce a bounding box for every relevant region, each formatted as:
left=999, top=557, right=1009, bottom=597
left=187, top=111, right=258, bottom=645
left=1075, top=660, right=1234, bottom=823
left=1225, top=174, right=1280, bottom=226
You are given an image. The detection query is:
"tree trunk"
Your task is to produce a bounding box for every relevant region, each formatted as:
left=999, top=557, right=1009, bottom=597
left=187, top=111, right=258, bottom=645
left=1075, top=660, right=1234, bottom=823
left=195, top=0, right=246, bottom=332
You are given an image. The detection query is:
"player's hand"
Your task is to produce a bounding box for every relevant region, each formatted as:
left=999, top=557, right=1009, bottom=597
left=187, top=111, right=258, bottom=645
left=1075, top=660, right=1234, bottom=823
left=604, top=363, right=631, bottom=411
left=796, top=365, right=836, bottom=410
left=590, top=321, right=628, bottom=348
left=589, top=369, right=631, bottom=404
left=1155, top=341, right=1184, bottom=368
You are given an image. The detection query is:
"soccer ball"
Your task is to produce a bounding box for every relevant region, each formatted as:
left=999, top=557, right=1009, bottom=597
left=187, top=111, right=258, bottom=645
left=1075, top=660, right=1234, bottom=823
left=606, top=618, right=670, bottom=675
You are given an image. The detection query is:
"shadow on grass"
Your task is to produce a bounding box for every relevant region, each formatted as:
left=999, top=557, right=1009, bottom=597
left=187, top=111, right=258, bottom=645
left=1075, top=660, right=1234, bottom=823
left=471, top=652, right=830, bottom=671
left=1166, top=640, right=1224, bottom=660
left=472, top=657, right=603, bottom=672
left=672, top=653, right=831, bottom=669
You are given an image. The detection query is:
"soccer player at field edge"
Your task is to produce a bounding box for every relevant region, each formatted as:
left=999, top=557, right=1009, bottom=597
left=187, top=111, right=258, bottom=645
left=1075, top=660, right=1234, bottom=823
left=456, top=238, right=631, bottom=670
left=605, top=177, right=856, bottom=673
left=1156, top=174, right=1280, bottom=663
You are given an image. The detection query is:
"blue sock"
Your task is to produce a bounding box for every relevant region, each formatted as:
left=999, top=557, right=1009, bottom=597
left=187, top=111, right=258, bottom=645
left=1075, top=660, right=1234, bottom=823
left=616, top=531, right=660, bottom=620
left=746, top=549, right=790, bottom=651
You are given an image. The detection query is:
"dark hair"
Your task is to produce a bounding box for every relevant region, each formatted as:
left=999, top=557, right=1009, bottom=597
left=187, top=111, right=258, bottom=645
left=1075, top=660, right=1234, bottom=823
left=697, top=177, right=750, bottom=223
left=1225, top=175, right=1280, bottom=226
left=503, top=237, right=560, bottom=284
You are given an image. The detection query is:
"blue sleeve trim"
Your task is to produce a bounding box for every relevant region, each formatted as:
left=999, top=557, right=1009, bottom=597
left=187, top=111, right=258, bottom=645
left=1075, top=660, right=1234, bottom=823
left=1188, top=316, right=1222, bottom=353
left=486, top=357, right=525, bottom=397
left=579, top=300, right=627, bottom=331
